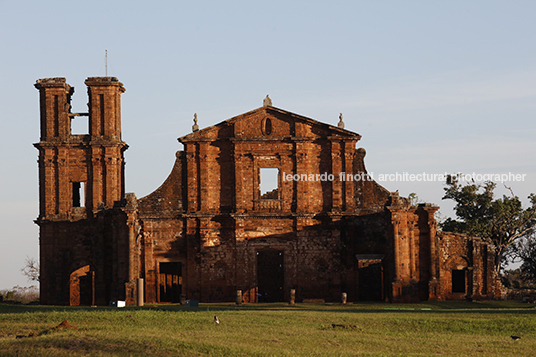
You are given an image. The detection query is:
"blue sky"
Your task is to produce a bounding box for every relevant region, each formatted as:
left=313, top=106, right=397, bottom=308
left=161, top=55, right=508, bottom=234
left=1, top=1, right=535, bottom=290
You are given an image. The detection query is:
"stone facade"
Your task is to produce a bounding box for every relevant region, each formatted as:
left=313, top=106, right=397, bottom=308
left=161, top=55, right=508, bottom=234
left=436, top=232, right=502, bottom=300
left=34, top=77, right=502, bottom=305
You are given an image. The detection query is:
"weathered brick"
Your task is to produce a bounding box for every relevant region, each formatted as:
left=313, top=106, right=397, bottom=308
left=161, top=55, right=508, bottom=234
left=34, top=77, right=501, bottom=305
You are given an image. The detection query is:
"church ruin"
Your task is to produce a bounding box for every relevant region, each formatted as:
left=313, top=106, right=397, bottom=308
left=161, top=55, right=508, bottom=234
left=34, top=77, right=502, bottom=305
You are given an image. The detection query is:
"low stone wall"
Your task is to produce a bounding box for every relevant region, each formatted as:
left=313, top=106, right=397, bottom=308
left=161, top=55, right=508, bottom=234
left=506, top=288, right=536, bottom=302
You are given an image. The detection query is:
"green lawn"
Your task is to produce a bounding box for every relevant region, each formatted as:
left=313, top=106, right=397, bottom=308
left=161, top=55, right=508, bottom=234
left=1, top=301, right=535, bottom=356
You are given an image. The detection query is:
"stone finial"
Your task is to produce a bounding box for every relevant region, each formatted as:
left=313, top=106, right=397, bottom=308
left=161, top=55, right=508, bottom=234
left=192, top=113, right=199, bottom=132
left=338, top=113, right=345, bottom=129
left=263, top=95, right=272, bottom=107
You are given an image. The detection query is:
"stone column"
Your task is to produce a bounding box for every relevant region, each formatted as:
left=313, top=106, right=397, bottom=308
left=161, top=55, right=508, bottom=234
left=137, top=278, right=144, bottom=307
left=330, top=140, right=342, bottom=212
left=198, top=142, right=209, bottom=212
left=236, top=290, right=242, bottom=305
left=424, top=206, right=439, bottom=300
left=185, top=148, right=198, bottom=213
left=295, top=142, right=309, bottom=213
left=343, top=142, right=356, bottom=212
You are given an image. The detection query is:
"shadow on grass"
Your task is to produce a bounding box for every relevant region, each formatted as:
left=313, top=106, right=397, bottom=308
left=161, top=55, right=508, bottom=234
left=3, top=332, right=236, bottom=357
left=2, top=300, right=536, bottom=315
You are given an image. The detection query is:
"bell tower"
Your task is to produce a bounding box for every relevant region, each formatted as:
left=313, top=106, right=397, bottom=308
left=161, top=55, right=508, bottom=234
left=85, top=77, right=128, bottom=211
left=34, top=77, right=129, bottom=305
left=34, top=77, right=127, bottom=221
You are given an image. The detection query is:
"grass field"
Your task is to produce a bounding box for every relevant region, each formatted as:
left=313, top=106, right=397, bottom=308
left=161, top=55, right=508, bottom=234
left=1, top=301, right=535, bottom=356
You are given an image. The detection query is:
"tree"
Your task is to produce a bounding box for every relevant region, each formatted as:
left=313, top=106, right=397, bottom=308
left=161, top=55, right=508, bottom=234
left=516, top=233, right=536, bottom=285
left=440, top=176, right=536, bottom=273
left=21, top=256, right=40, bottom=282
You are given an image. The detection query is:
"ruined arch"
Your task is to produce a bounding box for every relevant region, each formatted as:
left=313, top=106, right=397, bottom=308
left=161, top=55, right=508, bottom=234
left=69, top=265, right=94, bottom=306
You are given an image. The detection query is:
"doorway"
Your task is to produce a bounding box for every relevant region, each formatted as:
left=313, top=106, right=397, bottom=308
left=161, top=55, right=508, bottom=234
left=452, top=269, right=466, bottom=293
left=257, top=250, right=284, bottom=302
left=357, top=256, right=384, bottom=301
left=70, top=265, right=94, bottom=306
left=159, top=262, right=182, bottom=303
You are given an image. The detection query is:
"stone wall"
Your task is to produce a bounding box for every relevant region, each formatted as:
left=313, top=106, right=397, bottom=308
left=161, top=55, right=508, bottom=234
left=437, top=232, right=502, bottom=300
left=35, top=76, right=502, bottom=305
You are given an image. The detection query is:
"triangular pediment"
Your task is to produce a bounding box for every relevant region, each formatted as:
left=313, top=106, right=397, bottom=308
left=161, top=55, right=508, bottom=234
left=178, top=106, right=361, bottom=143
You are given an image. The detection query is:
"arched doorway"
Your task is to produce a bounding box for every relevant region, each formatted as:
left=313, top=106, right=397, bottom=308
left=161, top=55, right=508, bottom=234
left=70, top=265, right=94, bottom=306
left=445, top=255, right=469, bottom=296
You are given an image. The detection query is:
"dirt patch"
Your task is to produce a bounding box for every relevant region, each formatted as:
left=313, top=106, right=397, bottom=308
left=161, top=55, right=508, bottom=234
left=16, top=320, right=78, bottom=339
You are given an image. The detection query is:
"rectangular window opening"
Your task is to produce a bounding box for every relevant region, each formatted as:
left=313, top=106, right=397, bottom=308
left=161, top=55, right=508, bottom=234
left=71, top=117, right=89, bottom=135
left=260, top=168, right=279, bottom=199
left=73, top=182, right=85, bottom=207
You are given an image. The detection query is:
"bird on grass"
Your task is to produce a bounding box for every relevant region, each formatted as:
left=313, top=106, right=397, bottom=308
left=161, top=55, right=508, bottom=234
left=511, top=335, right=521, bottom=341
left=214, top=316, right=220, bottom=324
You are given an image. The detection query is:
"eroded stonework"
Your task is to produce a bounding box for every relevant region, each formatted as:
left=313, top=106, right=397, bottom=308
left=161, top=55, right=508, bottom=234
left=35, top=77, right=501, bottom=305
